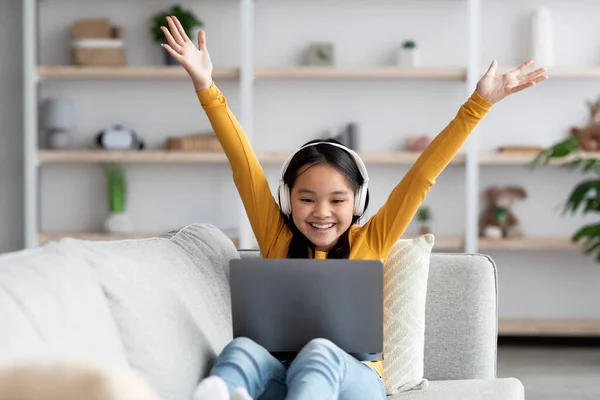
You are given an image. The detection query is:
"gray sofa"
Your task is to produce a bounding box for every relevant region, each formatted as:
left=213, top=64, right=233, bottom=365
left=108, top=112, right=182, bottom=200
left=0, top=223, right=524, bottom=400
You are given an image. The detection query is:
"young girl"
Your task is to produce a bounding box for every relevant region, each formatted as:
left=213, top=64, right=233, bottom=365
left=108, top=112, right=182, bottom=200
left=160, top=16, right=547, bottom=400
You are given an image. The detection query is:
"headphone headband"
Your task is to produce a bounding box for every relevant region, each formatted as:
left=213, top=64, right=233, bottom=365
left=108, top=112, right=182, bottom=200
left=277, top=141, right=369, bottom=216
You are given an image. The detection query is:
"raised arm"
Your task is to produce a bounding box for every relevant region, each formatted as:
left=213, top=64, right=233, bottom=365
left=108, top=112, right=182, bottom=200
left=362, top=60, right=548, bottom=256
left=161, top=17, right=285, bottom=254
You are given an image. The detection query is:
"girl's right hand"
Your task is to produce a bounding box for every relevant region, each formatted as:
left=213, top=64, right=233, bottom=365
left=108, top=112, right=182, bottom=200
left=160, top=16, right=214, bottom=91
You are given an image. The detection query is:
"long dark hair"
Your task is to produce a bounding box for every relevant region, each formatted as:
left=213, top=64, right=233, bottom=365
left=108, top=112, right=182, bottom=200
left=280, top=138, right=370, bottom=259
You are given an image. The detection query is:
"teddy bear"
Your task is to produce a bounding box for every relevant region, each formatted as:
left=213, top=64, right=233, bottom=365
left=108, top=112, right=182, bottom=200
left=570, top=96, right=600, bottom=151
left=479, top=185, right=527, bottom=239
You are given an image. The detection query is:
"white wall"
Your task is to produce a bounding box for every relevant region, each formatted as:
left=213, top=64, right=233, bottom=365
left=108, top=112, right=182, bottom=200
left=2, top=0, right=600, bottom=318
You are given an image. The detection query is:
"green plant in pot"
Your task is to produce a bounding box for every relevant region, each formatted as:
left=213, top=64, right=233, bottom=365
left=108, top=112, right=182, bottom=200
left=104, top=165, right=134, bottom=233
left=416, top=205, right=432, bottom=235
left=398, top=40, right=418, bottom=67
left=531, top=135, right=600, bottom=260
left=150, top=4, right=203, bottom=65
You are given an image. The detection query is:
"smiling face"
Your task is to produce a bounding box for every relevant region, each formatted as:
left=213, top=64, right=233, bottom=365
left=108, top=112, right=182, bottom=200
left=290, top=162, right=356, bottom=252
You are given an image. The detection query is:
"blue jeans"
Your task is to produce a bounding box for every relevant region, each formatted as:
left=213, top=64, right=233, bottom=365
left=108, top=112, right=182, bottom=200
left=210, top=337, right=386, bottom=400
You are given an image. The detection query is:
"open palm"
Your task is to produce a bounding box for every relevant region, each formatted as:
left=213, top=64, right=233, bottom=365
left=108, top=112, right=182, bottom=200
left=160, top=16, right=213, bottom=91
left=476, top=60, right=547, bottom=104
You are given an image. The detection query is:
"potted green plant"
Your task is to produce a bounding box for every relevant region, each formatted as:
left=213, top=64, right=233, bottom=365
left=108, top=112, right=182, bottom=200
left=531, top=135, right=600, bottom=260
left=150, top=4, right=203, bottom=65
left=104, top=165, right=134, bottom=233
left=416, top=205, right=432, bottom=235
left=398, top=40, right=418, bottom=67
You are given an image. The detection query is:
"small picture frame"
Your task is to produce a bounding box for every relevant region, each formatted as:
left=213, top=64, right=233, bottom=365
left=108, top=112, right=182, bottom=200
left=306, top=43, right=335, bottom=66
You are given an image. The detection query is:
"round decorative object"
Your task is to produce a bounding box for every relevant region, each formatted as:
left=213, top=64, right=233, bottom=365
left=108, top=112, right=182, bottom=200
left=96, top=124, right=145, bottom=150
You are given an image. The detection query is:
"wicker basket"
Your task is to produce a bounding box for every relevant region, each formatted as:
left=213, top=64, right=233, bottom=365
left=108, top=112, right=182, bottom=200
left=165, top=134, right=221, bottom=151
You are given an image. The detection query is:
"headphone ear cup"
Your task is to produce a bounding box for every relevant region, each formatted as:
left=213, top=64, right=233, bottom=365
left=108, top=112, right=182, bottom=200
left=356, top=184, right=369, bottom=216
left=279, top=182, right=292, bottom=215
left=354, top=185, right=364, bottom=216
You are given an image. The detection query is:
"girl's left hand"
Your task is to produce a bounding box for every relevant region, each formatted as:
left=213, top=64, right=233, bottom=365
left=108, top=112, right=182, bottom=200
left=476, top=60, right=548, bottom=104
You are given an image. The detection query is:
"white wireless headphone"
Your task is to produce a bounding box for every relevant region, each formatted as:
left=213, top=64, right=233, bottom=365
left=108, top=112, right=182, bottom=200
left=277, top=142, right=369, bottom=217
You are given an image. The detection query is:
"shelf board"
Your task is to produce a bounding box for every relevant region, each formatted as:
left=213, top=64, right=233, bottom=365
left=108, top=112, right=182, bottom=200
left=36, top=66, right=240, bottom=80
left=479, top=151, right=541, bottom=165
left=38, top=231, right=241, bottom=246
left=255, top=67, right=467, bottom=80
left=37, top=234, right=586, bottom=254
left=361, top=151, right=465, bottom=164
left=39, top=231, right=462, bottom=252
left=545, top=67, right=600, bottom=79
left=494, top=66, right=600, bottom=79
left=499, top=318, right=600, bottom=337
left=38, top=232, right=159, bottom=243
left=34, top=66, right=600, bottom=81
left=479, top=236, right=579, bottom=251
left=480, top=151, right=600, bottom=165
left=434, top=235, right=464, bottom=251
left=401, top=234, right=464, bottom=251
left=38, top=150, right=465, bottom=165
left=38, top=150, right=231, bottom=164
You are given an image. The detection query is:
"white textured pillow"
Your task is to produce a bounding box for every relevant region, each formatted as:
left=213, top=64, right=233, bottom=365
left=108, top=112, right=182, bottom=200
left=382, top=234, right=434, bottom=395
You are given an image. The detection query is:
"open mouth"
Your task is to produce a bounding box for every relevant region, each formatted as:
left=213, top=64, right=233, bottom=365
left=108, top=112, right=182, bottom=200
left=309, top=222, right=335, bottom=233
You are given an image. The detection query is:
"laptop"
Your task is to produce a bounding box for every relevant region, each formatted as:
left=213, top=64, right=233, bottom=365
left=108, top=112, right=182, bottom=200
left=229, top=258, right=383, bottom=362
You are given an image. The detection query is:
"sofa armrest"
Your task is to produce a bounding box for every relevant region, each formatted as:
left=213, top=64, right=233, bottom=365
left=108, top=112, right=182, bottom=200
left=424, top=253, right=498, bottom=381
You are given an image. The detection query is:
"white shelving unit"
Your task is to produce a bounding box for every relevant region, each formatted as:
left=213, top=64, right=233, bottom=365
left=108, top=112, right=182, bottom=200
left=23, top=0, right=592, bottom=251
left=23, top=0, right=600, bottom=252
left=21, top=0, right=600, bottom=336
left=22, top=0, right=485, bottom=251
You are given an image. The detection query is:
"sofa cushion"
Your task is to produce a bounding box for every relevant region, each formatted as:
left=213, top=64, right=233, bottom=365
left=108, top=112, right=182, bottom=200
left=0, top=241, right=128, bottom=365
left=70, top=223, right=239, bottom=400
left=382, top=234, right=433, bottom=395
left=389, top=378, right=524, bottom=400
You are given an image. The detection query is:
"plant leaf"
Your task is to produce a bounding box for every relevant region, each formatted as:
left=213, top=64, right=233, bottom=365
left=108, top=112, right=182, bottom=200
left=563, top=179, right=600, bottom=215
left=530, top=136, right=580, bottom=168
left=572, top=223, right=600, bottom=243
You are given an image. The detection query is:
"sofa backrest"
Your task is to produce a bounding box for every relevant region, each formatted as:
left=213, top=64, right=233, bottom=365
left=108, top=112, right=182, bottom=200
left=81, top=223, right=239, bottom=400
left=0, top=223, right=240, bottom=400
left=238, top=249, right=499, bottom=381
left=0, top=240, right=129, bottom=366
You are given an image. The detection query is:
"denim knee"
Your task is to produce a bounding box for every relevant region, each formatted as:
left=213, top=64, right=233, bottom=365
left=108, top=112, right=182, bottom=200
left=226, top=337, right=262, bottom=352
left=299, top=338, right=344, bottom=358
left=287, top=338, right=346, bottom=383
left=216, top=337, right=270, bottom=363
left=212, top=337, right=286, bottom=396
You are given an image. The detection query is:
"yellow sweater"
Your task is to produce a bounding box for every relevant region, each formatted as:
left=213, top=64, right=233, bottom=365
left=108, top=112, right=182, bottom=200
left=197, top=83, right=492, bottom=380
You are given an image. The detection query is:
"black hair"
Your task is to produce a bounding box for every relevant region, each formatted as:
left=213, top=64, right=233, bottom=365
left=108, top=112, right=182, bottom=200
left=280, top=138, right=370, bottom=259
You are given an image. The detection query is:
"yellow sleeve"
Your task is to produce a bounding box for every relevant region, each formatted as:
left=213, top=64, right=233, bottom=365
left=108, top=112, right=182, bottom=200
left=197, top=83, right=286, bottom=255
left=360, top=90, right=493, bottom=256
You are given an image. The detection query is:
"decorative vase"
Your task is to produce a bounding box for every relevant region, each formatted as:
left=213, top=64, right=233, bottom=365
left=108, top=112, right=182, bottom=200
left=419, top=225, right=430, bottom=235
left=43, top=98, right=76, bottom=149
left=104, top=212, right=134, bottom=234
left=398, top=47, right=419, bottom=67
left=531, top=8, right=554, bottom=67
